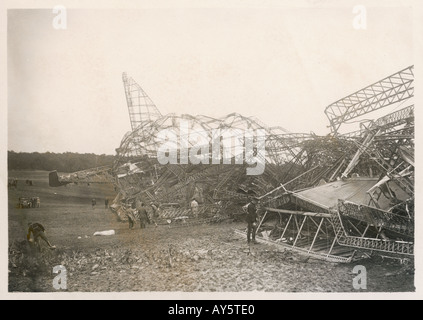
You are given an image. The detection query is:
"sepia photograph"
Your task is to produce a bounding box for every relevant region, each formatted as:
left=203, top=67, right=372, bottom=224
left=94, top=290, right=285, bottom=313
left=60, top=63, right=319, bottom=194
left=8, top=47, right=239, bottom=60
left=2, top=0, right=422, bottom=300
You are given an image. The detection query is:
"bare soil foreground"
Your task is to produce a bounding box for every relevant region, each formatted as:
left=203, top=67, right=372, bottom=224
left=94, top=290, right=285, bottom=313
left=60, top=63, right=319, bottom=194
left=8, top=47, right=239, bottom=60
left=8, top=171, right=414, bottom=293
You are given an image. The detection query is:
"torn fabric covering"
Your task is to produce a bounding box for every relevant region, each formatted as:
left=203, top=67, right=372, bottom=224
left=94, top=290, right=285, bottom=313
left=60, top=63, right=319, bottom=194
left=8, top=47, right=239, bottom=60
left=291, top=177, right=408, bottom=212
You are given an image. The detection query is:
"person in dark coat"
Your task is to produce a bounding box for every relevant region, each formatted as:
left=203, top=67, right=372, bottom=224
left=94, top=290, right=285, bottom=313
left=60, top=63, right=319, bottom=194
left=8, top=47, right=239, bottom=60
left=245, top=197, right=259, bottom=244
left=138, top=203, right=150, bottom=229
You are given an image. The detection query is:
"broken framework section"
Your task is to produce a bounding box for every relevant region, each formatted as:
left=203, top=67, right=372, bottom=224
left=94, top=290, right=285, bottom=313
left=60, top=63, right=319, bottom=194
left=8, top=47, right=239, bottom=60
left=251, top=66, right=414, bottom=263
left=250, top=177, right=413, bottom=263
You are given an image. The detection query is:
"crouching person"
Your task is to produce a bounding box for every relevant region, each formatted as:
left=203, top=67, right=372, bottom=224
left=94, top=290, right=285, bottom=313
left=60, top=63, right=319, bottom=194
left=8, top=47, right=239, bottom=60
left=27, top=222, right=56, bottom=251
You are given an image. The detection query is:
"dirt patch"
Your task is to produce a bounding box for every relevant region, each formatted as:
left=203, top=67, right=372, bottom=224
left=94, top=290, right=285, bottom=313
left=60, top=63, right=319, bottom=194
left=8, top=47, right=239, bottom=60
left=9, top=222, right=415, bottom=293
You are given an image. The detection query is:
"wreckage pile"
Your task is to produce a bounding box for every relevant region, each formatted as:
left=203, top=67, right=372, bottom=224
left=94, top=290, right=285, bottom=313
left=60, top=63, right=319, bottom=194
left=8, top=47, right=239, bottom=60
left=50, top=66, right=414, bottom=262
left=254, top=66, right=414, bottom=262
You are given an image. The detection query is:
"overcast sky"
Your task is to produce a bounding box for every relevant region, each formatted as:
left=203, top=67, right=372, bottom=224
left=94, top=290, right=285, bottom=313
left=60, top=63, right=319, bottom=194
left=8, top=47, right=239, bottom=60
left=7, top=3, right=414, bottom=155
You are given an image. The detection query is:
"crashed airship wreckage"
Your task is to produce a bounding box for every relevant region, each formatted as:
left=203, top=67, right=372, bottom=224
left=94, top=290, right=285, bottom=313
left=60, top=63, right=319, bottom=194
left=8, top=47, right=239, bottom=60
left=50, top=66, right=414, bottom=263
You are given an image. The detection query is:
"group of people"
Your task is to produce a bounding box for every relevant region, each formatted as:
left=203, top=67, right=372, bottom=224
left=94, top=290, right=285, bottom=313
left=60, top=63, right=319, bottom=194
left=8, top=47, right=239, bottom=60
left=91, top=198, right=111, bottom=209
left=18, top=197, right=40, bottom=209
left=8, top=178, right=18, bottom=189
left=125, top=200, right=158, bottom=230
left=123, top=195, right=261, bottom=245
left=25, top=195, right=261, bottom=253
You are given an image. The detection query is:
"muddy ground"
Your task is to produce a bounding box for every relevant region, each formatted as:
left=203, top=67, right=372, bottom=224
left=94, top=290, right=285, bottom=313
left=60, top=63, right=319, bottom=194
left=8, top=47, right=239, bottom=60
left=8, top=170, right=415, bottom=294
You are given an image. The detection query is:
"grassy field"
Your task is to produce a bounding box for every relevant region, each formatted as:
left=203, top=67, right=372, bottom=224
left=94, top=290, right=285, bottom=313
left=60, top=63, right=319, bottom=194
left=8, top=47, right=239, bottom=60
left=8, top=170, right=415, bottom=294
left=8, top=170, right=118, bottom=250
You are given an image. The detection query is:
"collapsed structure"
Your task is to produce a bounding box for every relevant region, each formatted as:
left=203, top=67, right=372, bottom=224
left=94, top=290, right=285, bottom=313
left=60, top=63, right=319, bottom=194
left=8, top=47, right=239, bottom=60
left=50, top=66, right=414, bottom=262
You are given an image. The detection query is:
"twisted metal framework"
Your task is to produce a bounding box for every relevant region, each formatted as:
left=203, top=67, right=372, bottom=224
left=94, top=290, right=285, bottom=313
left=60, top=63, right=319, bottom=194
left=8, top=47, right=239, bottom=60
left=51, top=67, right=415, bottom=263
left=325, top=66, right=414, bottom=135
left=116, top=74, right=320, bottom=207
left=122, top=72, right=162, bottom=131
left=254, top=66, right=415, bottom=262
left=114, top=111, right=298, bottom=205
left=114, top=74, right=371, bottom=211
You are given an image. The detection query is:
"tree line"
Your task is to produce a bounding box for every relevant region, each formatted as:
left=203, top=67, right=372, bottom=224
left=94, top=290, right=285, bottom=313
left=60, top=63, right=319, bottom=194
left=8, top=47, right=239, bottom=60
left=8, top=151, right=116, bottom=173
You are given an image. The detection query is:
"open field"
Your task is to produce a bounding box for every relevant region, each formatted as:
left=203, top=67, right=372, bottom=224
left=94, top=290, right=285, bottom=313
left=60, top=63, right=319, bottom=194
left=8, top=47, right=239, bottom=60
left=8, top=170, right=414, bottom=293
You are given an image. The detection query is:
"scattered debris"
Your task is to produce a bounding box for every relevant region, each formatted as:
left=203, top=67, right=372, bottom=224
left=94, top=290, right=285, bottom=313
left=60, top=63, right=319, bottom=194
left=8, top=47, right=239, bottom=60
left=93, top=230, right=115, bottom=236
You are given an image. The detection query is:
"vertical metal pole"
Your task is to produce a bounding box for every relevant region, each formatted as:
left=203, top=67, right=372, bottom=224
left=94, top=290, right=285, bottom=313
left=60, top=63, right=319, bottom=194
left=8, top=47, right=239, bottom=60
left=294, top=216, right=300, bottom=232
left=308, top=218, right=324, bottom=253
left=361, top=224, right=370, bottom=237
left=293, top=216, right=307, bottom=247
left=327, top=236, right=338, bottom=256
left=309, top=216, right=328, bottom=235
left=256, top=211, right=268, bottom=235
left=329, top=158, right=345, bottom=182
left=368, top=192, right=381, bottom=209
left=327, top=220, right=339, bottom=256
left=279, top=214, right=292, bottom=241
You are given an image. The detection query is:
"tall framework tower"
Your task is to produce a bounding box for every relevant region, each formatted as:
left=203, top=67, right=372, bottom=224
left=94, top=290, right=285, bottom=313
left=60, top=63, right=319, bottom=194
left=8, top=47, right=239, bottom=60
left=122, top=72, right=162, bottom=131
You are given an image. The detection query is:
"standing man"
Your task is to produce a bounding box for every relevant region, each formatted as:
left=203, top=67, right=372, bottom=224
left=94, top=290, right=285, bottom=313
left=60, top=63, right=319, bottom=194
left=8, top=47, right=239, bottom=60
left=92, top=198, right=96, bottom=209
left=137, top=202, right=150, bottom=229
left=190, top=199, right=199, bottom=218
left=105, top=198, right=109, bottom=209
left=245, top=197, right=259, bottom=244
left=27, top=222, right=56, bottom=251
